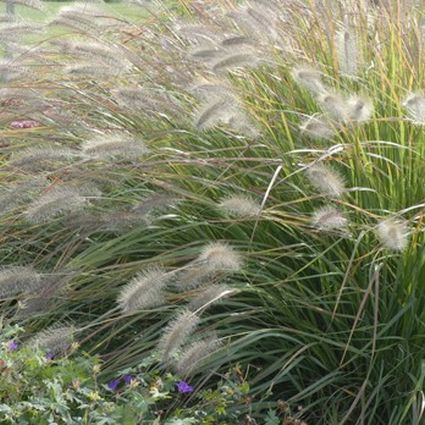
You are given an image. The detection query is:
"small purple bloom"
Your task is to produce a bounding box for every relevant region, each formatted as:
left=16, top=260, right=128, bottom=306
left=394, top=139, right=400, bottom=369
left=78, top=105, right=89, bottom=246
left=176, top=381, right=194, bottom=394
left=123, top=374, right=135, bottom=385
left=107, top=379, right=121, bottom=391
left=7, top=340, right=18, bottom=351
left=45, top=352, right=55, bottom=360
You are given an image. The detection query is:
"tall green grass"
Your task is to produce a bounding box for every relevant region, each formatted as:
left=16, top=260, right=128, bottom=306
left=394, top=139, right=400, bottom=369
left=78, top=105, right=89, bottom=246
left=0, top=0, right=424, bottom=423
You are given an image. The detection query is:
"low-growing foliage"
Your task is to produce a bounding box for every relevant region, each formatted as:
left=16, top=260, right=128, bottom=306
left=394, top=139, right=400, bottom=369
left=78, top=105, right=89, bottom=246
left=0, top=325, right=285, bottom=425
left=0, top=0, right=424, bottom=424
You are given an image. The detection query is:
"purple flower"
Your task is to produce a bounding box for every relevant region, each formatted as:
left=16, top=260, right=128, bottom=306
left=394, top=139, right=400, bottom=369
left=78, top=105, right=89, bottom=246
left=176, top=381, right=194, bottom=394
left=7, top=340, right=18, bottom=351
left=107, top=379, right=121, bottom=391
left=123, top=374, right=135, bottom=385
left=45, top=352, right=55, bottom=360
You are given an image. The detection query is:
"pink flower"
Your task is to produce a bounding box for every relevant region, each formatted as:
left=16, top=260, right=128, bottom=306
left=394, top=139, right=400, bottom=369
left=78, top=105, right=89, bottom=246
left=10, top=120, right=41, bottom=129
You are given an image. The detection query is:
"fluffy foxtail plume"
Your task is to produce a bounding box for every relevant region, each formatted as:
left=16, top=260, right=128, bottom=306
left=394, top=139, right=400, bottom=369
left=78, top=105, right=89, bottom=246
left=227, top=6, right=277, bottom=42
left=319, top=92, right=373, bottom=123
left=194, top=96, right=236, bottom=130
left=376, top=217, right=410, bottom=251
left=0, top=266, right=41, bottom=298
left=292, top=67, right=326, bottom=95
left=28, top=324, right=75, bottom=356
left=0, top=177, right=47, bottom=217
left=306, top=163, right=345, bottom=198
left=188, top=284, right=234, bottom=312
left=9, top=146, right=77, bottom=171
left=198, top=242, right=243, bottom=273
left=174, top=335, right=221, bottom=376
left=190, top=81, right=231, bottom=101
left=403, top=93, right=425, bottom=124
left=299, top=115, right=335, bottom=140
left=158, top=310, right=200, bottom=363
left=25, top=185, right=90, bottom=224
left=312, top=206, right=348, bottom=232
left=117, top=267, right=171, bottom=314
left=81, top=133, right=149, bottom=161
left=54, top=40, right=130, bottom=69
left=178, top=24, right=220, bottom=44
left=191, top=45, right=222, bottom=62
left=65, top=63, right=128, bottom=78
left=49, top=3, right=103, bottom=33
left=9, top=0, right=45, bottom=10
left=0, top=23, right=42, bottom=42
left=15, top=272, right=75, bottom=319
left=221, top=35, right=254, bottom=47
left=346, top=95, right=373, bottom=122
left=211, top=52, right=261, bottom=73
left=228, top=113, right=261, bottom=138
left=336, top=25, right=360, bottom=77
left=219, top=194, right=261, bottom=217
left=112, top=87, right=183, bottom=120
left=178, top=242, right=242, bottom=290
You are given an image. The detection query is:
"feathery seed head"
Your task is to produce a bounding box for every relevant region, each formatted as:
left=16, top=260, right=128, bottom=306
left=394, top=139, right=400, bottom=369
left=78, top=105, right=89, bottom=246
left=50, top=3, right=104, bottom=33
left=336, top=26, right=360, bottom=77
left=29, top=325, right=75, bottom=356
left=0, top=177, right=47, bottom=217
left=376, top=217, right=410, bottom=251
left=306, top=164, right=345, bottom=198
left=174, top=243, right=239, bottom=290
left=198, top=242, right=243, bottom=273
left=112, top=87, right=183, bottom=120
left=190, top=81, right=231, bottom=101
left=25, top=186, right=89, bottom=224
left=174, top=335, right=221, bottom=376
left=227, top=7, right=277, bottom=41
left=300, top=115, right=335, bottom=140
left=221, top=35, right=255, bottom=47
left=158, top=310, right=200, bottom=363
left=194, top=96, right=238, bottom=130
left=318, top=92, right=348, bottom=122
left=346, top=95, right=373, bottom=122
left=191, top=45, right=222, bottom=62
left=9, top=146, right=77, bottom=171
left=319, top=92, right=373, bottom=123
left=211, top=52, right=261, bottom=73
left=0, top=266, right=41, bottom=298
left=9, top=0, right=45, bottom=10
left=403, top=93, right=425, bottom=124
left=15, top=272, right=75, bottom=319
left=65, top=62, right=127, bottom=78
left=292, top=66, right=326, bottom=95
left=219, top=194, right=261, bottom=217
left=117, top=267, right=170, bottom=314
left=312, top=206, right=348, bottom=231
left=81, top=133, right=149, bottom=161
left=56, top=40, right=129, bottom=69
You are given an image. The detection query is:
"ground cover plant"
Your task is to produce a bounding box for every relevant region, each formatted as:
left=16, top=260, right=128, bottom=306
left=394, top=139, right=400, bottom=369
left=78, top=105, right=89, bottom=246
left=0, top=324, right=259, bottom=424
left=0, top=0, right=424, bottom=424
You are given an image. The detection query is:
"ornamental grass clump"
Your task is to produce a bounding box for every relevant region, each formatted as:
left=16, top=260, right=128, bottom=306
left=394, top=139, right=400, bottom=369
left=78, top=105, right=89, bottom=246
left=0, top=0, right=424, bottom=424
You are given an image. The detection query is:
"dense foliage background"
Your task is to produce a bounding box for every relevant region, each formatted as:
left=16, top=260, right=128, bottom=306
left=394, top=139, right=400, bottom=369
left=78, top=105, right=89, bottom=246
left=0, top=0, right=424, bottom=424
